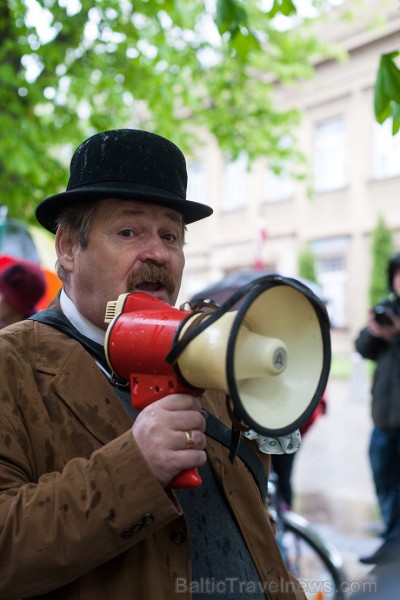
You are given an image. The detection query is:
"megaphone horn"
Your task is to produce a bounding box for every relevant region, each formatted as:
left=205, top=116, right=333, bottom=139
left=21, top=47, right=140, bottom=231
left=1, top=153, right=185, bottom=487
left=166, top=276, right=330, bottom=438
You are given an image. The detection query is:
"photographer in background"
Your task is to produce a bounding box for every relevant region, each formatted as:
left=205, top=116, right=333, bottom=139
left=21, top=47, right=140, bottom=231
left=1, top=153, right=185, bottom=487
left=355, top=252, right=400, bottom=566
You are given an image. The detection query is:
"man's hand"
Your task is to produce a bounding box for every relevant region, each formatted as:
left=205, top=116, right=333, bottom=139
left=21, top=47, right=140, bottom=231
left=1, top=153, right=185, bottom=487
left=368, top=309, right=400, bottom=341
left=131, top=395, right=207, bottom=487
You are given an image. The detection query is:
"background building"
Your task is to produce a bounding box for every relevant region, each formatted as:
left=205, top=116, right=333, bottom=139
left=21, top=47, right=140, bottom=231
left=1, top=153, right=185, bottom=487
left=179, top=0, right=400, bottom=357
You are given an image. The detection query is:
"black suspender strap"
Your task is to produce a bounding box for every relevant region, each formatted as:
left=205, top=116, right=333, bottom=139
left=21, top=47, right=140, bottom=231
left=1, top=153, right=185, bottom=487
left=30, top=308, right=268, bottom=501
left=205, top=412, right=267, bottom=501
left=30, top=309, right=108, bottom=371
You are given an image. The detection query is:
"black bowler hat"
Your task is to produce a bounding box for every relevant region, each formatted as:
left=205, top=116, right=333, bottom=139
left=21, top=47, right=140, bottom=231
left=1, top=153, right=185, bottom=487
left=35, top=129, right=213, bottom=232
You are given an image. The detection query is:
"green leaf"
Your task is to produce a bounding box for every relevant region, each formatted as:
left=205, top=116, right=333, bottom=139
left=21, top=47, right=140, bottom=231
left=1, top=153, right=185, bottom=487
left=381, top=52, right=400, bottom=102
left=374, top=52, right=400, bottom=123
left=216, top=0, right=247, bottom=35
left=392, top=102, right=400, bottom=135
left=268, top=0, right=297, bottom=18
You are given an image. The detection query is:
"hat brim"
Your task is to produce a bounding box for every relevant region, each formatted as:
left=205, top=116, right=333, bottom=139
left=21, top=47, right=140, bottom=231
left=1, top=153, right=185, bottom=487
left=36, top=183, right=213, bottom=232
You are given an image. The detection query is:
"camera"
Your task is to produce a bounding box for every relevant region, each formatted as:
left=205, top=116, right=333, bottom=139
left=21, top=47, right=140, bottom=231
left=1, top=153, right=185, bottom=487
left=373, top=304, right=394, bottom=326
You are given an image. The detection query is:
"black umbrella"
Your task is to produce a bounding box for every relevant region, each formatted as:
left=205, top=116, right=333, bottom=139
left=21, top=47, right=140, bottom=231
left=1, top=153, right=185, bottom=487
left=191, top=269, right=325, bottom=308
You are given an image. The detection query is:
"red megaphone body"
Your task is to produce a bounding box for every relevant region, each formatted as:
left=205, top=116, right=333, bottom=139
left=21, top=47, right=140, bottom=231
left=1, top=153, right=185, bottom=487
left=104, top=293, right=204, bottom=489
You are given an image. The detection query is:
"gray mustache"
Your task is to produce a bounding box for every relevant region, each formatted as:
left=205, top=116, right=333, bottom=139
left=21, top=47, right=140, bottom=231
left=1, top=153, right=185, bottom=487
left=127, top=264, right=176, bottom=295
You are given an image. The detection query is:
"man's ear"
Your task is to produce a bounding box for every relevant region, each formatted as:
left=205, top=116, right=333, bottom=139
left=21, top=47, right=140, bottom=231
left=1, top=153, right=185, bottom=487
left=55, top=227, right=75, bottom=273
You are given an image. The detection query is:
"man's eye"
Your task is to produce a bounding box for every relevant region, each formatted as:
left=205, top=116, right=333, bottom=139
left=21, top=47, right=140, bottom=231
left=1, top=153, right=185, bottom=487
left=163, top=233, right=181, bottom=244
left=119, top=229, right=135, bottom=238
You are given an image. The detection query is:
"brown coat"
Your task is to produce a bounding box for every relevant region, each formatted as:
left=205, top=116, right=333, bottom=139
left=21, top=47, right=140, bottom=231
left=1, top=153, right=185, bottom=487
left=0, top=303, right=305, bottom=600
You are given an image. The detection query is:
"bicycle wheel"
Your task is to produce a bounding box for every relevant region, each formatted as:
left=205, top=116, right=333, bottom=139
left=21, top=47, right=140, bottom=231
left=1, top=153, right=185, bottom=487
left=279, top=510, right=348, bottom=600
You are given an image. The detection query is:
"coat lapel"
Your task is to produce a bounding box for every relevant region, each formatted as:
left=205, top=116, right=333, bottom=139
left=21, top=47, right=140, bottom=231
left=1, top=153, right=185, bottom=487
left=35, top=319, right=133, bottom=446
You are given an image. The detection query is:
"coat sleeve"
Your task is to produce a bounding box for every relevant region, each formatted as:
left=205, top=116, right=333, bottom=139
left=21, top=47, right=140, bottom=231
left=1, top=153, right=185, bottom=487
left=354, top=326, right=387, bottom=360
left=0, top=338, right=181, bottom=599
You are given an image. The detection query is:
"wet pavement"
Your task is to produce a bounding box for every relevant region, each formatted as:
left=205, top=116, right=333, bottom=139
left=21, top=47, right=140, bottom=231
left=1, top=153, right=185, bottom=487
left=290, top=376, right=381, bottom=586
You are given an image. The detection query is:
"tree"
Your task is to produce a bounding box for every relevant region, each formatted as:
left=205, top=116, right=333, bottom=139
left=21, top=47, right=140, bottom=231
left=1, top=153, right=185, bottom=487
left=1, top=0, right=337, bottom=223
left=298, top=244, right=317, bottom=283
left=369, top=215, right=393, bottom=307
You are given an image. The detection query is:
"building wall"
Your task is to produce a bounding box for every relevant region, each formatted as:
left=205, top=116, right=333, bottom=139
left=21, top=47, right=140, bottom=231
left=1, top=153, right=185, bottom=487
left=179, top=0, right=400, bottom=357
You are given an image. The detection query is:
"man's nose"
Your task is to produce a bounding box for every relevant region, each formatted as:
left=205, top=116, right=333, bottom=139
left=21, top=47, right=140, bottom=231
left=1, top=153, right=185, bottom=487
left=137, top=235, right=170, bottom=263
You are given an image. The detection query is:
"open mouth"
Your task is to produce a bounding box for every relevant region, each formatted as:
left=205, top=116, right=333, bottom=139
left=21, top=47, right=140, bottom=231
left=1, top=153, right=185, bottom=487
left=135, top=281, right=163, bottom=292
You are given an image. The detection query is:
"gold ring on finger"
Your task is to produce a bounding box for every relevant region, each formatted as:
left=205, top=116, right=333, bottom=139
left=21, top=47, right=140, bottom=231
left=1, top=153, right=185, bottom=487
left=185, top=430, right=195, bottom=449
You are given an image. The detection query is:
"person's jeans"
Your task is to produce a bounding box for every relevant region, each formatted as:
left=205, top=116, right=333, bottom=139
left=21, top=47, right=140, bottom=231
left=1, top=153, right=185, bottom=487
left=369, top=426, right=400, bottom=539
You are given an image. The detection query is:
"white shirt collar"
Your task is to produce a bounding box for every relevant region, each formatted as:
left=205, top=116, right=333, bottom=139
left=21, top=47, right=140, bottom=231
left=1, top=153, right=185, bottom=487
left=60, top=289, right=105, bottom=347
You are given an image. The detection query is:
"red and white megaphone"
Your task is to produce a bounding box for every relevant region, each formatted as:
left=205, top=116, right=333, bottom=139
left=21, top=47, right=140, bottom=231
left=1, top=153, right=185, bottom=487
left=104, top=275, right=331, bottom=489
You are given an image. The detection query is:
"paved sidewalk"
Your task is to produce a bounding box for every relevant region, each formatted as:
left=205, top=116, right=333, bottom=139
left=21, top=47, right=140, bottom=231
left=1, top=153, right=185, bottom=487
left=290, top=376, right=380, bottom=583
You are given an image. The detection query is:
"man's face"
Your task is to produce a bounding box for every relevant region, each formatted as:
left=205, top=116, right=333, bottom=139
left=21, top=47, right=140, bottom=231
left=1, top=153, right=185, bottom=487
left=56, top=198, right=185, bottom=330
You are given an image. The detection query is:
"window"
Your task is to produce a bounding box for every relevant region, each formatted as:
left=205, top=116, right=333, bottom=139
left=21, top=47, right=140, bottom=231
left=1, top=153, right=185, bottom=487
left=372, top=119, right=400, bottom=180
left=187, top=161, right=207, bottom=205
left=221, top=153, right=247, bottom=212
left=311, top=236, right=349, bottom=328
left=313, top=116, right=347, bottom=192
left=317, top=255, right=347, bottom=328
left=265, top=163, right=293, bottom=203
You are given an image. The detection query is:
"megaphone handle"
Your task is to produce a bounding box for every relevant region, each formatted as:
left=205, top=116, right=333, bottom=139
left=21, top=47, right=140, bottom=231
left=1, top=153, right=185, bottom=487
left=169, top=468, right=202, bottom=489
left=128, top=374, right=203, bottom=488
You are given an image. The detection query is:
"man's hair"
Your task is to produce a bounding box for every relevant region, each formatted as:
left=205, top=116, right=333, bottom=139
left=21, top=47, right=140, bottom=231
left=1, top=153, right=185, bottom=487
left=55, top=201, right=98, bottom=281
left=55, top=200, right=98, bottom=249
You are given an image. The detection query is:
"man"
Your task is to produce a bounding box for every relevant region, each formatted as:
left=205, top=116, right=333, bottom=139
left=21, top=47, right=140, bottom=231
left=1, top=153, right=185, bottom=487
left=355, top=252, right=400, bottom=566
left=0, top=129, right=305, bottom=599
left=0, top=260, right=46, bottom=327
